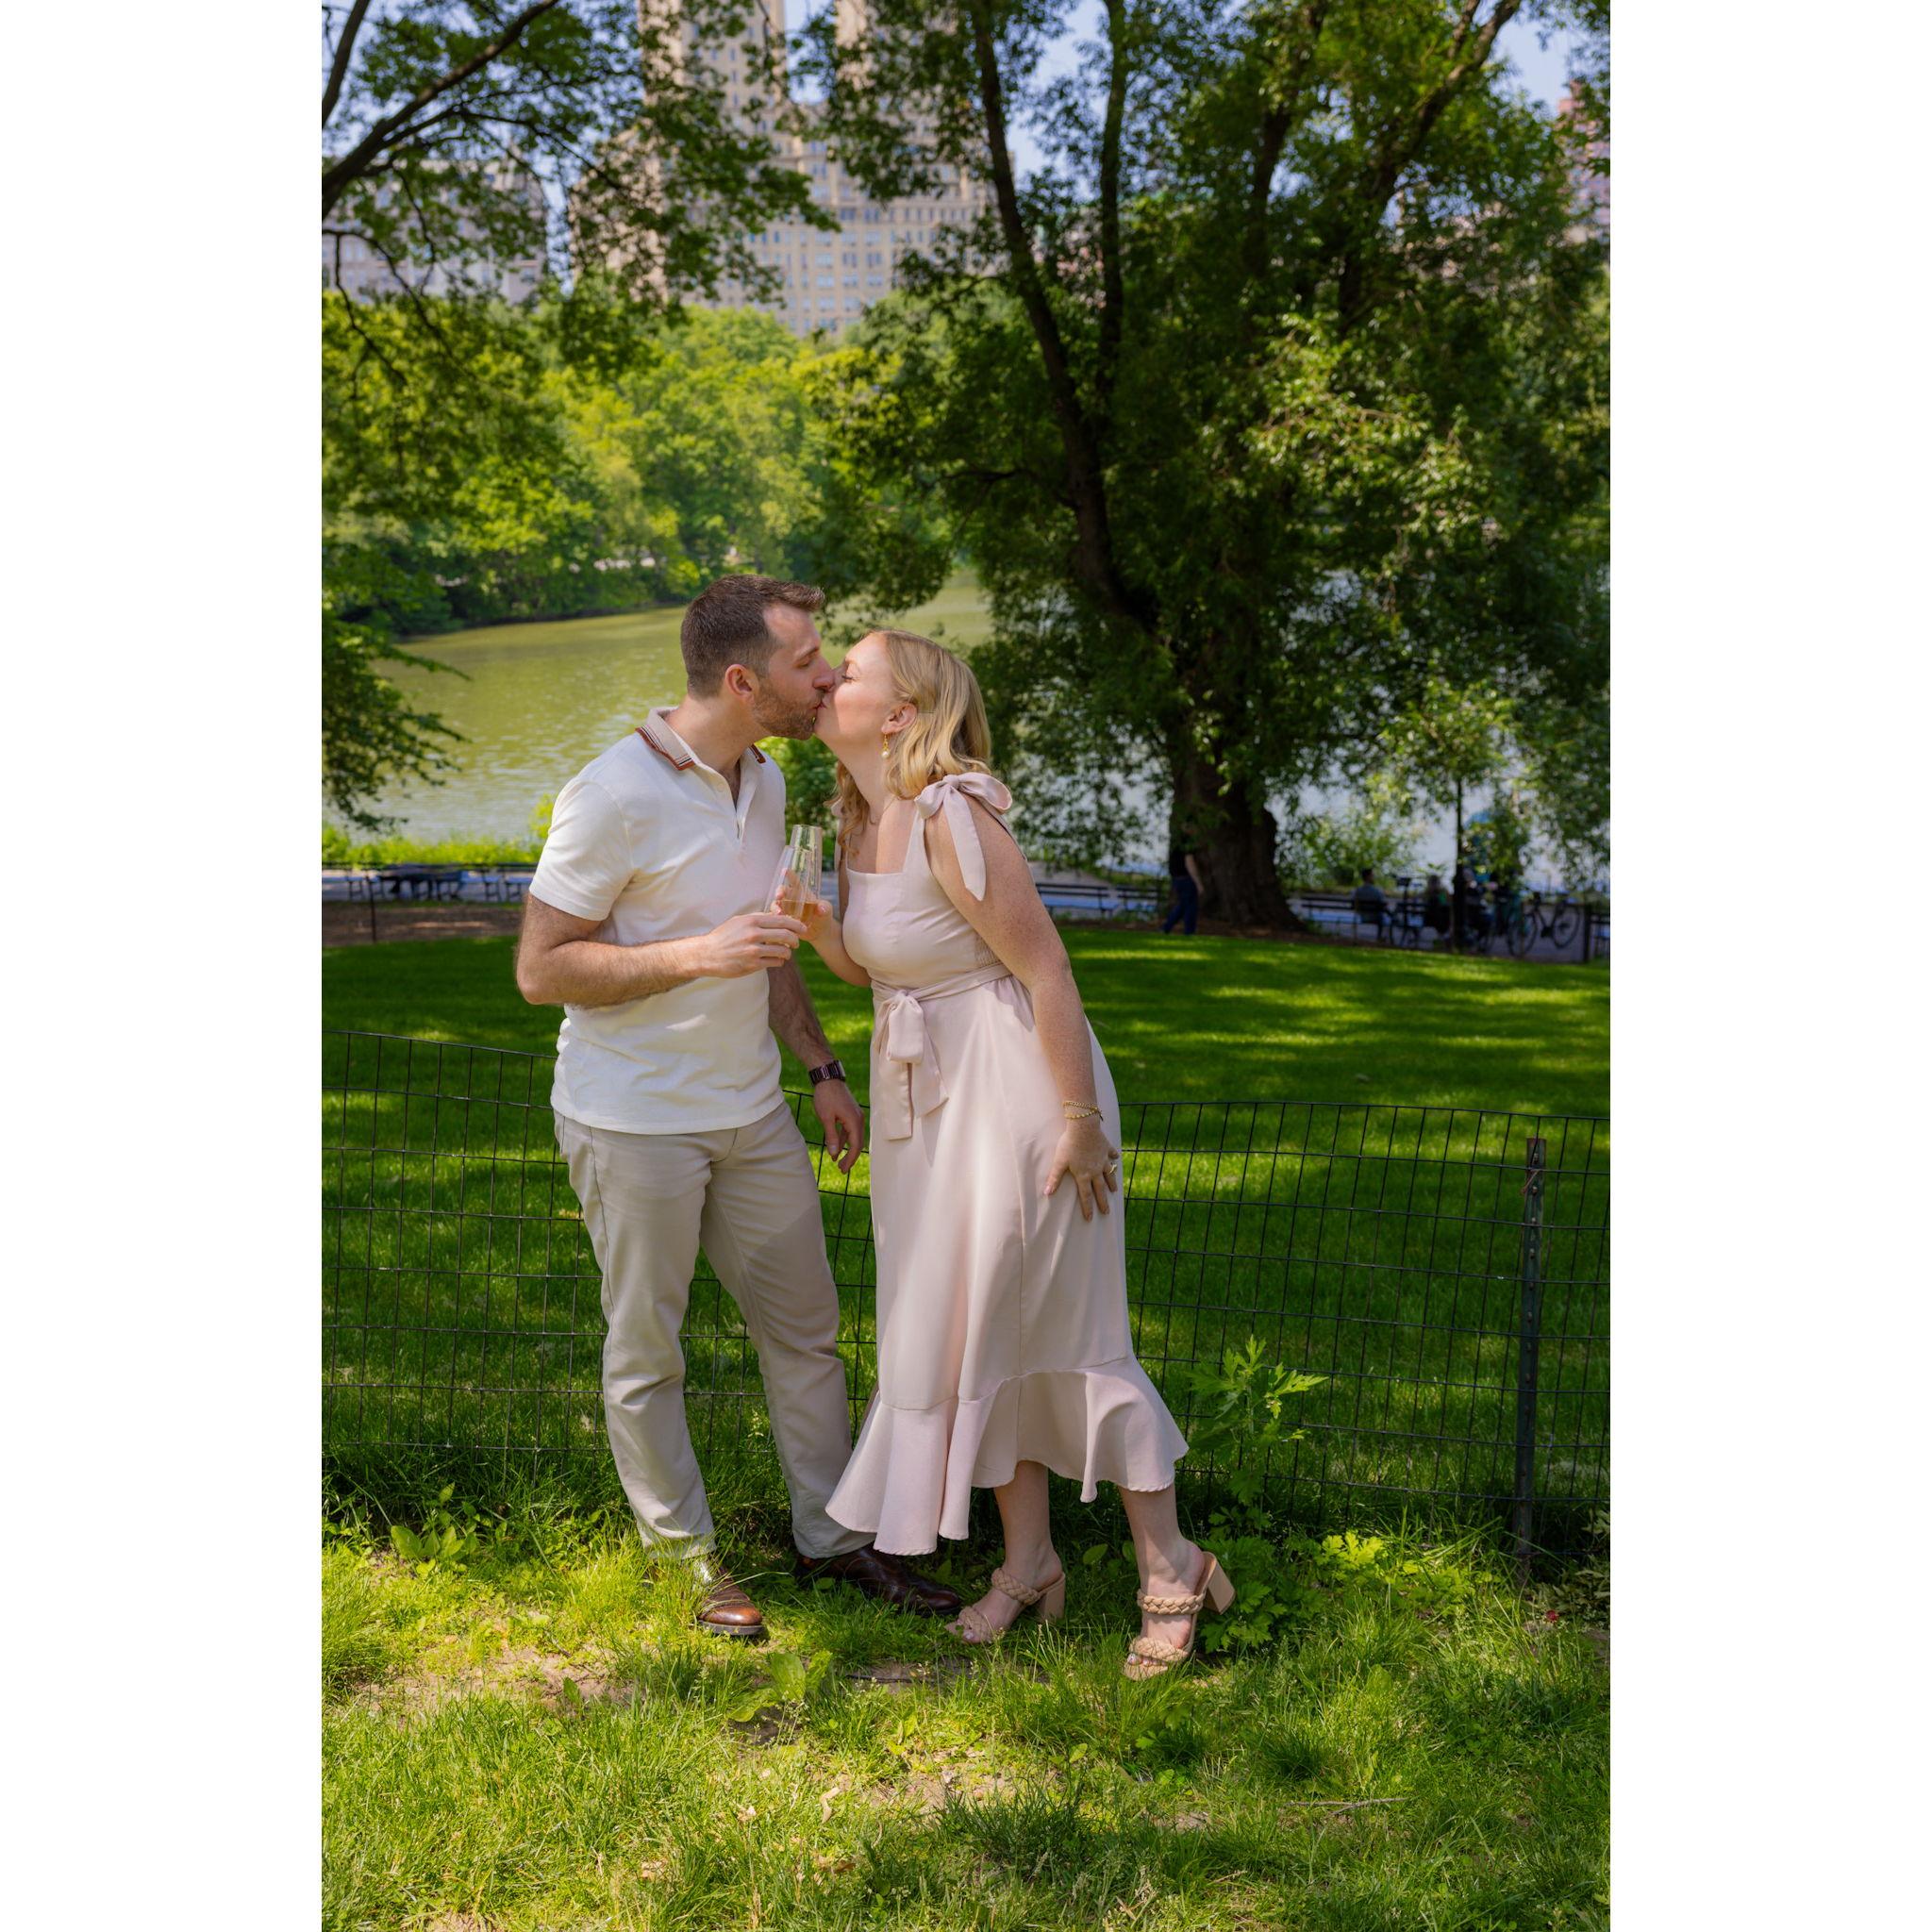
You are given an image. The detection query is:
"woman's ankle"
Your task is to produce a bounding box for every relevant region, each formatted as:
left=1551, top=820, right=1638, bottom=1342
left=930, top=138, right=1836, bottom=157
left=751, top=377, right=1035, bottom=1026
left=1141, top=1538, right=1201, bottom=1591
left=1000, top=1542, right=1059, bottom=1584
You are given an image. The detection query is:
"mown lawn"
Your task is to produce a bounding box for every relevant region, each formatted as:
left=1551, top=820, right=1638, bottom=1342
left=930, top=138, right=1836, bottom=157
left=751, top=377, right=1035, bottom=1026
left=323, top=930, right=1609, bottom=1930
left=324, top=933, right=1609, bottom=1536
left=323, top=927, right=1609, bottom=1119
left=324, top=1500, right=1608, bottom=1932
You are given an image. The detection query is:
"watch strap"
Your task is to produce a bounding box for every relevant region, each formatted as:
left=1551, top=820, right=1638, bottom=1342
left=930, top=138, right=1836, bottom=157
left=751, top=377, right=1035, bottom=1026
left=808, top=1059, right=846, bottom=1086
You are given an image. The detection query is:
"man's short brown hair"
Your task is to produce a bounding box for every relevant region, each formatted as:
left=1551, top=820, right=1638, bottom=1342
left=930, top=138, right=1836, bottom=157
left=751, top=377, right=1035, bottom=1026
left=679, top=575, right=825, bottom=696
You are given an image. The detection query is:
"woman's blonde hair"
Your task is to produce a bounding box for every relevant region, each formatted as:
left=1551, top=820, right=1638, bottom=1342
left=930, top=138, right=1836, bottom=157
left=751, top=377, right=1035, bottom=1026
left=832, top=629, right=996, bottom=857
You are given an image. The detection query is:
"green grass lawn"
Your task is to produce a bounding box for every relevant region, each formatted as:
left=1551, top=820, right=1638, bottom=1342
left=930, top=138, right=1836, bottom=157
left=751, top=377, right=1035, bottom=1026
left=325, top=933, right=1608, bottom=1538
left=323, top=927, right=1609, bottom=1118
left=324, top=1504, right=1608, bottom=1932
left=324, top=930, right=1608, bottom=1930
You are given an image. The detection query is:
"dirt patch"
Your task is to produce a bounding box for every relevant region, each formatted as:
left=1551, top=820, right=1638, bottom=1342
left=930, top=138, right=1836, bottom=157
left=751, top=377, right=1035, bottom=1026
left=360, top=1639, right=636, bottom=1719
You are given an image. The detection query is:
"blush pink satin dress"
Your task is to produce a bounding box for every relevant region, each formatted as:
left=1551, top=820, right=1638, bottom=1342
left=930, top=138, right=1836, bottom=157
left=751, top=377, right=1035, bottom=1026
left=824, top=772, right=1189, bottom=1555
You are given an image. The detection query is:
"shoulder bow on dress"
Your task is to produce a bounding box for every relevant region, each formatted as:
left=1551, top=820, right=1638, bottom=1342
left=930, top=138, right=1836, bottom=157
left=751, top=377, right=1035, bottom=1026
left=912, top=771, right=1014, bottom=900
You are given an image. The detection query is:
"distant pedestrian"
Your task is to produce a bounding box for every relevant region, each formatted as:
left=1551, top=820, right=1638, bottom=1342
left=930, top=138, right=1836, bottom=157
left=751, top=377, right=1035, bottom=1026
left=1452, top=865, right=1491, bottom=947
left=1162, top=840, right=1202, bottom=935
left=1421, top=874, right=1451, bottom=936
left=1351, top=867, right=1388, bottom=936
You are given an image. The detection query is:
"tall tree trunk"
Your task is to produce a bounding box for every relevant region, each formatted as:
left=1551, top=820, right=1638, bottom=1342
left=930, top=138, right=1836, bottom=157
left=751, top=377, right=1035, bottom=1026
left=1173, top=754, right=1304, bottom=930
left=1452, top=780, right=1465, bottom=951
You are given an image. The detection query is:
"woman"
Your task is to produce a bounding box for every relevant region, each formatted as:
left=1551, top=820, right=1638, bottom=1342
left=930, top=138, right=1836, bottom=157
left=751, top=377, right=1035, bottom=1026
left=799, top=627, right=1233, bottom=1679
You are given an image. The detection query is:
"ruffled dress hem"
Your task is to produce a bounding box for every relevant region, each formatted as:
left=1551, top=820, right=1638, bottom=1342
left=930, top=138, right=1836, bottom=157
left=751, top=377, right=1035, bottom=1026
left=825, top=1357, right=1190, bottom=1556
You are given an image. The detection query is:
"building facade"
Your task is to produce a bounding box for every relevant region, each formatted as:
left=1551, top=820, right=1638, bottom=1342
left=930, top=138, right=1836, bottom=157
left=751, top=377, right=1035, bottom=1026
left=647, top=0, right=994, bottom=339
left=1557, top=77, right=1609, bottom=247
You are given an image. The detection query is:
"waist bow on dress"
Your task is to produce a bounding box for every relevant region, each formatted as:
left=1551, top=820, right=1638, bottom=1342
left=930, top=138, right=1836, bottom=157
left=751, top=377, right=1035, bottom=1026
left=870, top=772, right=1017, bottom=1141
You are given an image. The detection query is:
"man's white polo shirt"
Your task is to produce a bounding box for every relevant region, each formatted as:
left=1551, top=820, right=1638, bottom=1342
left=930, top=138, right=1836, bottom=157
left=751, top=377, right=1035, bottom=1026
left=531, top=708, right=787, bottom=1134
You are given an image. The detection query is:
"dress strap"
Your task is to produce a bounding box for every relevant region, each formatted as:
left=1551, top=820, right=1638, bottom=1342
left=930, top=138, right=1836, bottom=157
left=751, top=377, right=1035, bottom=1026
left=911, top=772, right=1015, bottom=900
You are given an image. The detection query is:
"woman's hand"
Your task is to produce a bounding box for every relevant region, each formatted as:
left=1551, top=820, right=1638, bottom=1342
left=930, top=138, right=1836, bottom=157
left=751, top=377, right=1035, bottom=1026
left=1045, top=1117, right=1121, bottom=1221
left=778, top=892, right=834, bottom=947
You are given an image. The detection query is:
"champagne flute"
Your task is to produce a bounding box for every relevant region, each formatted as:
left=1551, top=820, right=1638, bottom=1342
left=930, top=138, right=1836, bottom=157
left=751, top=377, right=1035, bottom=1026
left=770, top=824, right=822, bottom=923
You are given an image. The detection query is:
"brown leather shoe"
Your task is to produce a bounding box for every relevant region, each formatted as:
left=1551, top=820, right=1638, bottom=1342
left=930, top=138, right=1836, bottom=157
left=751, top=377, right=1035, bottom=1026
left=794, top=1543, right=964, bottom=1618
left=692, top=1557, right=765, bottom=1640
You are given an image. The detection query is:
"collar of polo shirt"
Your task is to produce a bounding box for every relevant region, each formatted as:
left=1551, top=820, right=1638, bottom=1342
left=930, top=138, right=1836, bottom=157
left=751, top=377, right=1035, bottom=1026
left=637, top=707, right=765, bottom=773
left=637, top=708, right=769, bottom=774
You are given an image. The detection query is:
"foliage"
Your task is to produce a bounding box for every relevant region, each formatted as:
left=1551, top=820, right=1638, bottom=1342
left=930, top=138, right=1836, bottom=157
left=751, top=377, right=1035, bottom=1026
left=323, top=302, right=930, bottom=824
left=1174, top=1337, right=1326, bottom=1652
left=1465, top=790, right=1538, bottom=885
left=795, top=0, right=1609, bottom=924
left=321, top=0, right=842, bottom=827
left=322, top=826, right=545, bottom=866
left=758, top=733, right=841, bottom=827
left=1285, top=774, right=1429, bottom=887
left=1379, top=676, right=1518, bottom=833
left=386, top=1486, right=522, bottom=1576
left=322, top=604, right=463, bottom=832
left=322, top=2, right=824, bottom=306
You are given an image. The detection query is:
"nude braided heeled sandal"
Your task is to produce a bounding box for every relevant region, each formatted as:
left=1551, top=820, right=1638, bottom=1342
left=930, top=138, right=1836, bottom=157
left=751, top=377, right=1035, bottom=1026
left=1123, top=1550, right=1236, bottom=1680
left=947, top=1565, right=1068, bottom=1644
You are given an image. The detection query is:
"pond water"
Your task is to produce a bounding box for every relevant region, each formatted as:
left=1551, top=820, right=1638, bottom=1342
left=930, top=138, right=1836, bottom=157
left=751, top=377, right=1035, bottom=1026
left=357, top=574, right=991, bottom=841
left=351, top=572, right=1578, bottom=889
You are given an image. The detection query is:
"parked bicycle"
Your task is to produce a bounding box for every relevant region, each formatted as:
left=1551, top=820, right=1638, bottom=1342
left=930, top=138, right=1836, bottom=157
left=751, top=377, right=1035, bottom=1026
left=1492, top=888, right=1581, bottom=958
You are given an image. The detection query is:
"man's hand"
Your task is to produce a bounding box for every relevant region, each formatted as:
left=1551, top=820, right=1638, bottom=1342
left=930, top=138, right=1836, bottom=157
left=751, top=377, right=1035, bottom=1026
left=698, top=910, right=807, bottom=978
left=813, top=1079, right=865, bottom=1174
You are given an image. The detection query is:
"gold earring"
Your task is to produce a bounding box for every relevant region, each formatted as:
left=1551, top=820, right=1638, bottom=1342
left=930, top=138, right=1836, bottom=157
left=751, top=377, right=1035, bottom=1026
left=880, top=729, right=891, bottom=759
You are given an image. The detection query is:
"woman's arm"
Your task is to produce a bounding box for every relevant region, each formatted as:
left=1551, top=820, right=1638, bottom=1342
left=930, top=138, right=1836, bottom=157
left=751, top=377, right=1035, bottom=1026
left=796, top=855, right=872, bottom=988
left=924, top=797, right=1119, bottom=1221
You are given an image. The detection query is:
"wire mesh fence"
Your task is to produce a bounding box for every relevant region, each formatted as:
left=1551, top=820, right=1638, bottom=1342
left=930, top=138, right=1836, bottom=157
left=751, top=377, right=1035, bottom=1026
left=324, top=1031, right=1608, bottom=1558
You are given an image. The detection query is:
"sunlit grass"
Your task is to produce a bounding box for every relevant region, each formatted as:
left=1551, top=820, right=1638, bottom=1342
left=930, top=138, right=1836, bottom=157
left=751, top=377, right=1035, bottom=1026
left=323, top=925, right=1609, bottom=1119
left=323, top=1502, right=1607, bottom=1931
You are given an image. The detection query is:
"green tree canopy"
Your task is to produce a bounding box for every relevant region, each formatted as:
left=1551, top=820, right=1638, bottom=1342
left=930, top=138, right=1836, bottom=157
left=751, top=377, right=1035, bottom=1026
left=321, top=1, right=841, bottom=827
left=798, top=0, right=1608, bottom=921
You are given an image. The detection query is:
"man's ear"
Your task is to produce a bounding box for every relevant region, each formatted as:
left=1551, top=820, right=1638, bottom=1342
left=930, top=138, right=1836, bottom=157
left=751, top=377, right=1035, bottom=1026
left=724, top=663, right=757, bottom=703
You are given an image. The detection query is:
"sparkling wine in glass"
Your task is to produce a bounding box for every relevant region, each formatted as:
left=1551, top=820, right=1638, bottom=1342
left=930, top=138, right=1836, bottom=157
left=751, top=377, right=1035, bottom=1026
left=771, top=824, right=822, bottom=922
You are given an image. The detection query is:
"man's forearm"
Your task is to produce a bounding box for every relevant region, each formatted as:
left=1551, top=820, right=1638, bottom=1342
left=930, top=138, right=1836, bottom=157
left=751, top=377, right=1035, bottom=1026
left=523, top=934, right=710, bottom=1008
left=766, top=958, right=835, bottom=1068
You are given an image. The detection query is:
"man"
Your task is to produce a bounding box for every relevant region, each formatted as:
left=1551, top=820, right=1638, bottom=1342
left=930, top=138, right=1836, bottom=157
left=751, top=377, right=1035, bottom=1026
left=1161, top=832, right=1202, bottom=935
left=1352, top=866, right=1388, bottom=937
left=516, top=575, right=960, bottom=1637
left=1421, top=873, right=1452, bottom=937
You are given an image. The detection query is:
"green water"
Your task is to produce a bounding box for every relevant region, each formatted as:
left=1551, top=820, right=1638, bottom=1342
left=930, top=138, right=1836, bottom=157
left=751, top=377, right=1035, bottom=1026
left=357, top=574, right=992, bottom=840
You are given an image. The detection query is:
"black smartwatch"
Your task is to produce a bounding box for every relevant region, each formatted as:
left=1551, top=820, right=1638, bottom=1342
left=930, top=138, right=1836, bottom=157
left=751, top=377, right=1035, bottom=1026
left=808, top=1059, right=847, bottom=1086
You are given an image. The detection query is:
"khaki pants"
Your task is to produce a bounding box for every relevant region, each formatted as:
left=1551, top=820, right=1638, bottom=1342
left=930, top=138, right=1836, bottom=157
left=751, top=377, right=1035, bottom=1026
left=557, top=1100, right=871, bottom=1560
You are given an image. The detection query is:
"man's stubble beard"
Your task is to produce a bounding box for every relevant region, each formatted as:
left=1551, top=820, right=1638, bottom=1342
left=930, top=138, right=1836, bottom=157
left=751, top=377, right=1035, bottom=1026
left=748, top=676, right=823, bottom=741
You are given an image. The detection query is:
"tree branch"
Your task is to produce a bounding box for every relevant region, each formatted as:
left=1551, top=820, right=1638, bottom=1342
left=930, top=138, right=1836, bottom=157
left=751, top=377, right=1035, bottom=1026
left=1337, top=0, right=1521, bottom=331
left=1242, top=0, right=1330, bottom=287
left=1094, top=0, right=1129, bottom=411
left=322, top=0, right=376, bottom=129
left=964, top=3, right=1149, bottom=631
left=322, top=0, right=565, bottom=216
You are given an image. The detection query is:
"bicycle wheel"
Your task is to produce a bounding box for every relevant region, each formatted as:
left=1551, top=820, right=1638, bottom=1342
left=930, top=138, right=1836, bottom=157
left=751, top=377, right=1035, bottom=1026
left=1550, top=905, right=1581, bottom=950
left=1505, top=911, right=1533, bottom=958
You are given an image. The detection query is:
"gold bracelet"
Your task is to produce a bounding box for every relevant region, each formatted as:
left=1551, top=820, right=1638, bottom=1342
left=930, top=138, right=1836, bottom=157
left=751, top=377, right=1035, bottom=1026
left=1061, top=1101, right=1101, bottom=1120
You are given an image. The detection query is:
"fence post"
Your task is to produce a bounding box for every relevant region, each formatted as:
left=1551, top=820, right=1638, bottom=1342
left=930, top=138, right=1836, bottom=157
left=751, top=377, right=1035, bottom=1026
left=1513, top=1135, right=1546, bottom=1583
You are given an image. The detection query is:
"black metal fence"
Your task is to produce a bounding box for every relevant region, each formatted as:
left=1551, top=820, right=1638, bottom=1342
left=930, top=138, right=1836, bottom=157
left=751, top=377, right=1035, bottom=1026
left=324, top=1031, right=1608, bottom=1558
left=322, top=866, right=1162, bottom=940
